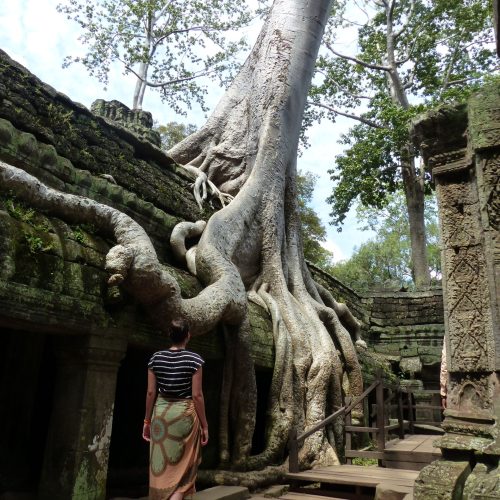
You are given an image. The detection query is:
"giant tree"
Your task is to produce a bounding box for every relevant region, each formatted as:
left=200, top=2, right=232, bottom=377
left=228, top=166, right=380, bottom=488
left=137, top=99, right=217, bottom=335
left=1, top=0, right=363, bottom=482
left=308, top=0, right=496, bottom=288
left=58, top=0, right=258, bottom=111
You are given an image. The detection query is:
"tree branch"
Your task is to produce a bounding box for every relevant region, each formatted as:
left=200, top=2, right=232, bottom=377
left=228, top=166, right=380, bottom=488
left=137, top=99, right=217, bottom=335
left=325, top=43, right=391, bottom=72
left=388, top=0, right=396, bottom=23
left=394, top=0, right=415, bottom=40
left=123, top=62, right=215, bottom=88
left=308, top=101, right=382, bottom=129
left=442, top=70, right=498, bottom=89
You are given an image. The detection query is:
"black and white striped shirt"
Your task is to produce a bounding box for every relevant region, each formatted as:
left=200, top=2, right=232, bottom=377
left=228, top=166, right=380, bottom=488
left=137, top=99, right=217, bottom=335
left=148, top=349, right=204, bottom=399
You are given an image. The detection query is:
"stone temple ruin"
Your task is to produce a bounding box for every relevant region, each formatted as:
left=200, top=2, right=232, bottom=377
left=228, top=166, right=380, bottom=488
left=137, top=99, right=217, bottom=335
left=0, top=15, right=498, bottom=500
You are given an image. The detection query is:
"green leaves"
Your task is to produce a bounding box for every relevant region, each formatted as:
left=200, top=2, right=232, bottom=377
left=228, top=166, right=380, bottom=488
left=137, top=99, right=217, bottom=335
left=155, top=121, right=197, bottom=150
left=308, top=0, right=496, bottom=226
left=58, top=0, right=264, bottom=111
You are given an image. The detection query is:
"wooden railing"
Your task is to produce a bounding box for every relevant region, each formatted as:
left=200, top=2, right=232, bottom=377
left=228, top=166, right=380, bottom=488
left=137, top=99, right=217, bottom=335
left=288, top=371, right=443, bottom=472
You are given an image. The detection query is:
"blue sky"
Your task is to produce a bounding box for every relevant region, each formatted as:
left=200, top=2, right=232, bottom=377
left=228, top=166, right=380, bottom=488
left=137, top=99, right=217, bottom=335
left=0, top=0, right=375, bottom=261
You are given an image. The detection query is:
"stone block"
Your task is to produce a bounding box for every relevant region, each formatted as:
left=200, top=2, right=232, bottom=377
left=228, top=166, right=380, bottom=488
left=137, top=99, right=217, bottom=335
left=262, top=484, right=289, bottom=497
left=463, top=463, right=500, bottom=499
left=414, top=460, right=471, bottom=500
left=375, top=483, right=413, bottom=500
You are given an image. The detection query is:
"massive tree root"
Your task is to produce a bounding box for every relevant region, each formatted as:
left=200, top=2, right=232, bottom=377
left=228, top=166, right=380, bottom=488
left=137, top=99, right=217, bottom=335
left=0, top=0, right=363, bottom=477
left=168, top=0, right=364, bottom=470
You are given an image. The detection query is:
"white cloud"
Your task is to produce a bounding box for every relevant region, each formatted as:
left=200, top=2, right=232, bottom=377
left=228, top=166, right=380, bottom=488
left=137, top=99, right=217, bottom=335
left=321, top=239, right=345, bottom=264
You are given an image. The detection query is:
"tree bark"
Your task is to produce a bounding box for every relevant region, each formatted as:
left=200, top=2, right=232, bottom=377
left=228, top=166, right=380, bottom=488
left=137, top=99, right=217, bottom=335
left=1, top=0, right=363, bottom=473
left=401, top=149, right=430, bottom=288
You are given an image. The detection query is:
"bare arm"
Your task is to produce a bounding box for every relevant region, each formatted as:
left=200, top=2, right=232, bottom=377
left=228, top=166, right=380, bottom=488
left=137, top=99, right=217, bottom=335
left=143, top=369, right=157, bottom=442
left=192, top=366, right=208, bottom=446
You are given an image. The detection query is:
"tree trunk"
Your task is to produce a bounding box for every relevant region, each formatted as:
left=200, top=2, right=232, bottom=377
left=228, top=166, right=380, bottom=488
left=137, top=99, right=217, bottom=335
left=401, top=148, right=431, bottom=288
left=385, top=6, right=430, bottom=289
left=0, top=0, right=363, bottom=475
left=132, top=62, right=148, bottom=109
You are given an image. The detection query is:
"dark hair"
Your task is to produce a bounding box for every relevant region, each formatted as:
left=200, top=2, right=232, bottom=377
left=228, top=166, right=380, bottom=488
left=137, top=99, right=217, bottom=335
left=169, top=320, right=189, bottom=344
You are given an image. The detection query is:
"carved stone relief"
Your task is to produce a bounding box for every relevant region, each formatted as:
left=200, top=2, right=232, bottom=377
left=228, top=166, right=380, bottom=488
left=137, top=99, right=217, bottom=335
left=437, top=176, right=481, bottom=249
left=448, top=373, right=492, bottom=414
left=443, top=246, right=494, bottom=373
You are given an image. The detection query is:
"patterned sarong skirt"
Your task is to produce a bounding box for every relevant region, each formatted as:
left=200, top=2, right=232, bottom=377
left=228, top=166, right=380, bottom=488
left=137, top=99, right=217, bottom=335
left=149, top=396, right=201, bottom=500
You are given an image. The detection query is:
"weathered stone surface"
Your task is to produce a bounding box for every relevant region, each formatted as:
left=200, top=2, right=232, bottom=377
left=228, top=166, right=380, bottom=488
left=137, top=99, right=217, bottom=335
left=310, top=264, right=445, bottom=374
left=0, top=49, right=206, bottom=223
left=91, top=99, right=162, bottom=147
left=414, top=460, right=470, bottom=500
left=463, top=462, right=500, bottom=499
left=412, top=82, right=500, bottom=499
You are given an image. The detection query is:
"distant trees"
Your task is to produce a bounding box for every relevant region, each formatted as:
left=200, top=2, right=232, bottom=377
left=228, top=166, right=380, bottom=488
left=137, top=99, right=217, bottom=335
left=58, top=0, right=261, bottom=111
left=297, top=171, right=334, bottom=269
left=309, top=0, right=496, bottom=288
left=331, top=192, right=440, bottom=292
left=156, top=121, right=197, bottom=150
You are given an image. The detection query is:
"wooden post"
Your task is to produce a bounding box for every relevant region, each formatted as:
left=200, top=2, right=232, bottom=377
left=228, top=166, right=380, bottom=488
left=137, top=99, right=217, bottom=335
left=407, top=390, right=415, bottom=434
left=397, top=387, right=405, bottom=439
left=376, top=371, right=385, bottom=466
left=288, top=428, right=299, bottom=473
left=345, top=396, right=352, bottom=464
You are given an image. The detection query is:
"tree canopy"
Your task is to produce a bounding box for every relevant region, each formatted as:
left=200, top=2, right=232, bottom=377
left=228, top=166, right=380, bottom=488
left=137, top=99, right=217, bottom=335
left=58, top=0, right=262, bottom=111
left=307, top=0, right=496, bottom=287
left=156, top=121, right=198, bottom=150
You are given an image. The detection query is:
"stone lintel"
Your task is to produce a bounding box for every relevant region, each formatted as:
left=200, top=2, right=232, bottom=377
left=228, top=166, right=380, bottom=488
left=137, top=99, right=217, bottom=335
left=411, top=103, right=468, bottom=169
left=432, top=153, right=473, bottom=178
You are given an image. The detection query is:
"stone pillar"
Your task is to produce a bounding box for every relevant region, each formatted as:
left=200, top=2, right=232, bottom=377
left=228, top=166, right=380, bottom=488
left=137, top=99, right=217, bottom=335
left=38, top=334, right=127, bottom=500
left=411, top=88, right=500, bottom=499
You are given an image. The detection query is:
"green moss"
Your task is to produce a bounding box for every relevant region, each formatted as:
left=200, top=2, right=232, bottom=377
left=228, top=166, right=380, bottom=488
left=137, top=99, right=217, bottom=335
left=24, top=232, right=52, bottom=254
left=3, top=197, right=50, bottom=232
left=71, top=226, right=86, bottom=245
left=352, top=457, right=378, bottom=466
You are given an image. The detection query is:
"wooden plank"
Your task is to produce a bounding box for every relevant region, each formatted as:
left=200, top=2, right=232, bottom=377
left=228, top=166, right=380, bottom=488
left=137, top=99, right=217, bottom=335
left=286, top=468, right=418, bottom=483
left=286, top=466, right=419, bottom=489
left=345, top=425, right=379, bottom=433
left=311, top=466, right=419, bottom=482
left=345, top=450, right=384, bottom=459
left=323, top=466, right=419, bottom=480
left=285, top=472, right=415, bottom=489
left=384, top=460, right=427, bottom=471
left=281, top=493, right=350, bottom=500
left=383, top=451, right=440, bottom=463
left=385, top=440, right=419, bottom=452
left=289, top=489, right=371, bottom=500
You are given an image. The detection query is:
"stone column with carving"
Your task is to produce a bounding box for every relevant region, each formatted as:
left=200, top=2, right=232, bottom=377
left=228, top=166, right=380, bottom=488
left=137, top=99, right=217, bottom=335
left=411, top=86, right=500, bottom=499
left=38, top=334, right=127, bottom=500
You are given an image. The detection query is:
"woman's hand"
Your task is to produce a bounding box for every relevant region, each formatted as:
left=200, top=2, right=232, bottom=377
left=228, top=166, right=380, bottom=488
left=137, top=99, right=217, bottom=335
left=201, top=427, right=209, bottom=446
left=142, top=422, right=151, bottom=442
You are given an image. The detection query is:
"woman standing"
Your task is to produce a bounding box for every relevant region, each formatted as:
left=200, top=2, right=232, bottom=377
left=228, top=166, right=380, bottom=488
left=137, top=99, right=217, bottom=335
left=143, top=320, right=209, bottom=500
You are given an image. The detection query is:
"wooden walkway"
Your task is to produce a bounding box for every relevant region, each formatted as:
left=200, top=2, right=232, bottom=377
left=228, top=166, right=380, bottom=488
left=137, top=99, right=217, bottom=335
left=286, top=464, right=418, bottom=500
left=384, top=434, right=441, bottom=470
